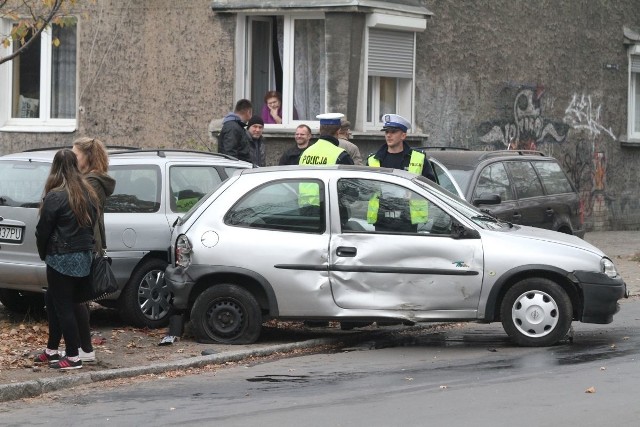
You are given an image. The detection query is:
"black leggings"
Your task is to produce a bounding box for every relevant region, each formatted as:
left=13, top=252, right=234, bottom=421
left=45, top=266, right=88, bottom=357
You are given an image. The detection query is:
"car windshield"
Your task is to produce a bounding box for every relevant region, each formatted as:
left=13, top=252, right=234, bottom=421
left=445, top=169, right=473, bottom=194
left=414, top=175, right=510, bottom=230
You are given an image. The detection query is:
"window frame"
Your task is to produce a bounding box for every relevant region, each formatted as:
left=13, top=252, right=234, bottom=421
left=235, top=12, right=325, bottom=129
left=628, top=46, right=640, bottom=141
left=0, top=18, right=78, bottom=133
left=363, top=14, right=422, bottom=132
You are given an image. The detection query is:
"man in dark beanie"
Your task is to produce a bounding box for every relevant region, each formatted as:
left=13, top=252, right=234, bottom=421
left=246, top=115, right=266, bottom=166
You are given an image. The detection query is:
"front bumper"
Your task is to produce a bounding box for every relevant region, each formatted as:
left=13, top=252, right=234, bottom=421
left=574, top=270, right=627, bottom=324
left=165, top=265, right=195, bottom=311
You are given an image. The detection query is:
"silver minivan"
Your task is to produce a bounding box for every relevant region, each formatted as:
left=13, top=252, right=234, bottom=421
left=0, top=148, right=252, bottom=328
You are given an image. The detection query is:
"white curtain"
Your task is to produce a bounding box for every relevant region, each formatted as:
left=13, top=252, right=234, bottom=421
left=293, top=19, right=325, bottom=121
left=51, top=22, right=77, bottom=119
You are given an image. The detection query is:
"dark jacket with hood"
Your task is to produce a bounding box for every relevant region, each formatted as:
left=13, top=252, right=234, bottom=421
left=87, top=172, right=116, bottom=252
left=218, top=112, right=252, bottom=162
left=36, top=189, right=96, bottom=261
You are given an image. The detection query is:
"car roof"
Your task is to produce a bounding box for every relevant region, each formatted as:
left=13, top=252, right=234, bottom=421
left=426, top=149, right=550, bottom=169
left=237, top=164, right=415, bottom=178
left=0, top=147, right=253, bottom=167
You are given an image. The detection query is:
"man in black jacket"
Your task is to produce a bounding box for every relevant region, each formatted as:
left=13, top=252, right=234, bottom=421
left=218, top=99, right=253, bottom=162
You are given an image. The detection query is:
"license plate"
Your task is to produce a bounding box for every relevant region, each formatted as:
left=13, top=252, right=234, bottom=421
left=0, top=225, right=24, bottom=243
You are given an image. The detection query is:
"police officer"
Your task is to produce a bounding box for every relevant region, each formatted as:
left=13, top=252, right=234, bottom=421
left=367, top=113, right=436, bottom=182
left=299, top=113, right=354, bottom=166
left=367, top=114, right=434, bottom=232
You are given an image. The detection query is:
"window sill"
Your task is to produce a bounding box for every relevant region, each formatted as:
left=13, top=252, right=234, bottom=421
left=619, top=135, right=640, bottom=147
left=0, top=122, right=77, bottom=133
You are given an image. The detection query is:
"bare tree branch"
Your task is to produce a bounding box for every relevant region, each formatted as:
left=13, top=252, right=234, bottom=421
left=0, top=0, right=65, bottom=65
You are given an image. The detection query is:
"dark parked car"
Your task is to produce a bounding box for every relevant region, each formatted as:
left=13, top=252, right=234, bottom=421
left=424, top=149, right=585, bottom=238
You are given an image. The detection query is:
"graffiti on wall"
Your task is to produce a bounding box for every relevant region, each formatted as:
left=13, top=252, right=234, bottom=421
left=475, top=84, right=618, bottom=230
left=560, top=94, right=616, bottom=230
left=477, top=85, right=569, bottom=150
left=564, top=94, right=616, bottom=140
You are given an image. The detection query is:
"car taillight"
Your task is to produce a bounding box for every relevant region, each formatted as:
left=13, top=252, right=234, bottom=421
left=175, top=234, right=192, bottom=268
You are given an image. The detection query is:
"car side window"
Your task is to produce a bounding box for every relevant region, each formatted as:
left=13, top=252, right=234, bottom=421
left=0, top=160, right=50, bottom=208
left=225, top=179, right=325, bottom=234
left=473, top=162, right=514, bottom=202
left=505, top=161, right=545, bottom=199
left=106, top=165, right=161, bottom=213
left=170, top=166, right=223, bottom=213
left=532, top=161, right=574, bottom=195
left=337, top=178, right=452, bottom=235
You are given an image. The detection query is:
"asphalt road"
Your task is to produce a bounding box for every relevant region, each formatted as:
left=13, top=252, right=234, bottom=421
left=2, top=297, right=638, bottom=426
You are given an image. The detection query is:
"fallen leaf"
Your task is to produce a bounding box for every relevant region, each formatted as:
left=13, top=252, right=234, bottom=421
left=600, top=367, right=606, bottom=371
left=585, top=386, right=596, bottom=393
left=440, top=385, right=448, bottom=389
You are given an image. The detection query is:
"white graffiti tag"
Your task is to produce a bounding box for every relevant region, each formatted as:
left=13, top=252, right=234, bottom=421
left=564, top=94, right=616, bottom=140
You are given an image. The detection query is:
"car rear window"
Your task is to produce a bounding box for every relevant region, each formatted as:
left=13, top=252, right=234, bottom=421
left=0, top=160, right=50, bottom=208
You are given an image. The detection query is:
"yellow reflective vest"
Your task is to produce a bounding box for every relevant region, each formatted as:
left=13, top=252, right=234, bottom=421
left=298, top=139, right=346, bottom=206
left=367, top=150, right=429, bottom=224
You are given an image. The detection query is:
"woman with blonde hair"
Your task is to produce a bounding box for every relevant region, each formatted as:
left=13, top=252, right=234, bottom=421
left=71, top=137, right=116, bottom=364
left=34, top=149, right=99, bottom=370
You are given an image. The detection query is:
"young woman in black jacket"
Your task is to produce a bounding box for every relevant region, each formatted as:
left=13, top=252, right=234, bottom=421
left=34, top=149, right=99, bottom=370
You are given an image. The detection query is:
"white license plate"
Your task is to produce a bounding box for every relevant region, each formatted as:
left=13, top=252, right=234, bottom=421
left=0, top=225, right=23, bottom=243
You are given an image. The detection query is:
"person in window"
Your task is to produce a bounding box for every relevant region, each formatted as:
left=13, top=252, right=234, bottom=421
left=72, top=137, right=116, bottom=364
left=261, top=90, right=299, bottom=124
left=366, top=114, right=434, bottom=233
left=278, top=124, right=313, bottom=165
left=337, top=119, right=363, bottom=165
left=218, top=99, right=253, bottom=162
left=246, top=115, right=266, bottom=167
left=34, top=149, right=99, bottom=370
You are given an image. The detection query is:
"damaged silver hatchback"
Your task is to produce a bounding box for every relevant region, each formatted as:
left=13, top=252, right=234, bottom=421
left=165, top=166, right=627, bottom=347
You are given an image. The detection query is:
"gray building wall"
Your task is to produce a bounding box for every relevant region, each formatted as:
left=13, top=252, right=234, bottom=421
left=1, top=0, right=639, bottom=230
left=417, top=0, right=640, bottom=231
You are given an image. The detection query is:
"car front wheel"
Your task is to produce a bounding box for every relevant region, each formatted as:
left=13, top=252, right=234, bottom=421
left=119, top=257, right=172, bottom=328
left=500, top=278, right=572, bottom=347
left=191, top=284, right=262, bottom=344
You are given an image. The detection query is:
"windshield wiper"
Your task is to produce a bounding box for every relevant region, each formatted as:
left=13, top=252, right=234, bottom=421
left=472, top=214, right=499, bottom=223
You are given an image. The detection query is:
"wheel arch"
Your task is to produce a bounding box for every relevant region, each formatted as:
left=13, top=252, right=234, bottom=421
left=484, top=264, right=583, bottom=322
left=188, top=267, right=279, bottom=318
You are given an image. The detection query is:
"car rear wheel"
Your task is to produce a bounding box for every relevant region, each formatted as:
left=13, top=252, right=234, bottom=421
left=119, top=257, right=172, bottom=328
left=191, top=284, right=262, bottom=344
left=0, top=289, right=45, bottom=318
left=500, top=278, right=572, bottom=347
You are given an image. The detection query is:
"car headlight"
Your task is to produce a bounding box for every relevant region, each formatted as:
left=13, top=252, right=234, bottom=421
left=601, top=257, right=618, bottom=278
left=175, top=234, right=192, bottom=268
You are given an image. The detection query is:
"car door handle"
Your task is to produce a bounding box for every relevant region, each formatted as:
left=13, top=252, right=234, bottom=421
left=512, top=212, right=522, bottom=219
left=336, top=246, right=357, bottom=257
left=545, top=208, right=554, bottom=216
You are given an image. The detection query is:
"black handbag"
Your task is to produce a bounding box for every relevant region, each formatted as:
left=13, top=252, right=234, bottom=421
left=76, top=253, right=118, bottom=303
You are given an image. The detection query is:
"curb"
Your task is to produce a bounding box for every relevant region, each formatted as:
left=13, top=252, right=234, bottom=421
left=0, top=334, right=366, bottom=403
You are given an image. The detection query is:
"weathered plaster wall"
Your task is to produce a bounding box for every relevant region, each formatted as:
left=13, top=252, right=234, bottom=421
left=417, top=0, right=640, bottom=230
left=0, top=0, right=234, bottom=152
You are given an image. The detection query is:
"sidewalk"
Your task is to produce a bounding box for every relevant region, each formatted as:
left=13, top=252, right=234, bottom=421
left=584, top=231, right=640, bottom=295
left=1, top=231, right=637, bottom=403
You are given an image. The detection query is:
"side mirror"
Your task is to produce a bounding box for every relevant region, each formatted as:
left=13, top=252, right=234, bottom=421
left=451, top=221, right=480, bottom=239
left=472, top=193, right=501, bottom=206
